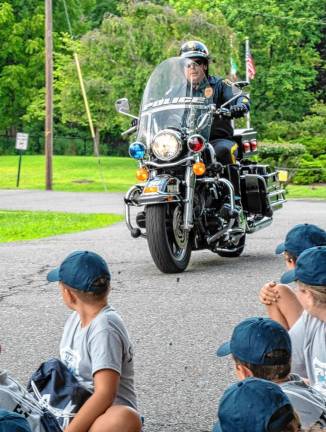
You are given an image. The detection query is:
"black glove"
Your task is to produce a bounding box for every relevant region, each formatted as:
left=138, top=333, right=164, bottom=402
left=131, top=118, right=138, bottom=128
left=230, top=103, right=248, bottom=119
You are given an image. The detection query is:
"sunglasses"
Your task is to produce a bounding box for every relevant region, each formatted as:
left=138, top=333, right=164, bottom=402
left=185, top=59, right=206, bottom=68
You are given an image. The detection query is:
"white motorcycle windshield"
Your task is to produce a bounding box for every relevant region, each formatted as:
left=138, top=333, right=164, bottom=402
left=137, top=57, right=214, bottom=147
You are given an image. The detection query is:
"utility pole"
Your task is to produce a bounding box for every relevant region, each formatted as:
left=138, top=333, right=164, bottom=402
left=45, top=0, right=53, bottom=190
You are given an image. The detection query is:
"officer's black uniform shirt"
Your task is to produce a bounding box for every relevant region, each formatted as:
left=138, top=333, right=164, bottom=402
left=207, top=75, right=250, bottom=140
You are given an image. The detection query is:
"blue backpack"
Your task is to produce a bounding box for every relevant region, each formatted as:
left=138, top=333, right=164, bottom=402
left=0, top=370, right=62, bottom=432
left=27, top=358, right=92, bottom=429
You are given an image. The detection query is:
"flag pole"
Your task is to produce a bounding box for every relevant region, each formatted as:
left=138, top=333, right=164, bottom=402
left=230, top=35, right=235, bottom=128
left=245, top=37, right=251, bottom=129
left=230, top=35, right=233, bottom=78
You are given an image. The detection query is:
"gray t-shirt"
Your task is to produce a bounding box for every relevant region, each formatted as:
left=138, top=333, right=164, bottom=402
left=280, top=373, right=326, bottom=428
left=60, top=305, right=137, bottom=410
left=289, top=311, right=326, bottom=396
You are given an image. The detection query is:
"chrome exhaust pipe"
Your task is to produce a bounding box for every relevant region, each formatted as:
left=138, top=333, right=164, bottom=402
left=246, top=216, right=273, bottom=234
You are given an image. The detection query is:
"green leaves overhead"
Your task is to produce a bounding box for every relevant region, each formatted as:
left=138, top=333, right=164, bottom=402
left=59, top=2, right=233, bottom=132
left=171, top=0, right=325, bottom=125
left=0, top=0, right=324, bottom=148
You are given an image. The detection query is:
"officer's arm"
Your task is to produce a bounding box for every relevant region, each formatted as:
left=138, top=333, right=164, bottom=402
left=221, top=80, right=249, bottom=108
left=219, top=79, right=250, bottom=118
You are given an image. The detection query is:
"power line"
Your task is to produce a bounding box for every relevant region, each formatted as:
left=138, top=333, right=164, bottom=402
left=60, top=0, right=108, bottom=191
left=61, top=0, right=74, bottom=37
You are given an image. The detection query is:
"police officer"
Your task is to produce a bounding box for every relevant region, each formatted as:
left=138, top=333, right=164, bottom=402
left=180, top=40, right=250, bottom=165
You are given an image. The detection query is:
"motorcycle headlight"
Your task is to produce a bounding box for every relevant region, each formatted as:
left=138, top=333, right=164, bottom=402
left=151, top=129, right=182, bottom=161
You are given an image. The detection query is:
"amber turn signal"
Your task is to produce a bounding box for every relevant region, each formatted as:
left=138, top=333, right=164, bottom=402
left=136, top=167, right=149, bottom=182
left=193, top=162, right=206, bottom=176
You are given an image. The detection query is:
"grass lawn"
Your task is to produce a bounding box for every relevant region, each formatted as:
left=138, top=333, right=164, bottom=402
left=0, top=155, right=325, bottom=199
left=0, top=155, right=138, bottom=192
left=0, top=210, right=123, bottom=243
left=286, top=184, right=326, bottom=200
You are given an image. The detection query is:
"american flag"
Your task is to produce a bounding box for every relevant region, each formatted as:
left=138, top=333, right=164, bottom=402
left=246, top=46, right=256, bottom=80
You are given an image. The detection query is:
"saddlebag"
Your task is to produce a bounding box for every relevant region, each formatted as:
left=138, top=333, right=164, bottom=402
left=240, top=164, right=285, bottom=216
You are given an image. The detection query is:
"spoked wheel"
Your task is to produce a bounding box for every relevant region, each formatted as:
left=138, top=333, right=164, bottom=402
left=146, top=204, right=191, bottom=273
left=216, top=233, right=246, bottom=257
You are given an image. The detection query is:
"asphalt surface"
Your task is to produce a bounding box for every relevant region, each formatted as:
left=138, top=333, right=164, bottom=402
left=0, top=190, right=325, bottom=432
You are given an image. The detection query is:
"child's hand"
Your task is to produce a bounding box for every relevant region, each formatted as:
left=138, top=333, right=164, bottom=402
left=259, top=281, right=280, bottom=305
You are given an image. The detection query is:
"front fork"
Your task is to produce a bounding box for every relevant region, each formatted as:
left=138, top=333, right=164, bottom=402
left=183, top=164, right=196, bottom=231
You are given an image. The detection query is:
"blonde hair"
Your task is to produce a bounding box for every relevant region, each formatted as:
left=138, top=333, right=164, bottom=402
left=297, top=281, right=326, bottom=306
left=306, top=423, right=324, bottom=431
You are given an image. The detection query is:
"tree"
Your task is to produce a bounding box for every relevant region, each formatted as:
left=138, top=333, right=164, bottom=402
left=59, top=2, right=234, bottom=151
left=0, top=0, right=95, bottom=136
left=170, top=0, right=325, bottom=129
left=0, top=2, right=44, bottom=133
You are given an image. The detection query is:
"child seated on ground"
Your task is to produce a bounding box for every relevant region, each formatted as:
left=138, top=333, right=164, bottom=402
left=278, top=246, right=326, bottom=396
left=216, top=316, right=326, bottom=428
left=47, top=250, right=142, bottom=432
left=259, top=223, right=326, bottom=330
left=212, top=377, right=302, bottom=432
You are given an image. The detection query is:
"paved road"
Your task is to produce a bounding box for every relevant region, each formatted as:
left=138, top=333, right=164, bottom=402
left=0, top=190, right=325, bottom=432
left=0, top=189, right=124, bottom=214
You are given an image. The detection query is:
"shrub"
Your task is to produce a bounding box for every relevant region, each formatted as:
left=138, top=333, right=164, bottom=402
left=258, top=142, right=306, bottom=170
left=292, top=155, right=326, bottom=184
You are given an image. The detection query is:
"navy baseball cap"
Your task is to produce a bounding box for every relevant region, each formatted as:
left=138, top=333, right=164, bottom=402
left=216, top=317, right=291, bottom=365
left=47, top=251, right=111, bottom=292
left=0, top=409, right=32, bottom=432
left=213, top=378, right=294, bottom=432
left=281, top=246, right=326, bottom=286
left=275, top=223, right=326, bottom=257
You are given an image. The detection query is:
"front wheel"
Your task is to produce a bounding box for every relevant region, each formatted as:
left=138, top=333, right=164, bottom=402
left=146, top=204, right=191, bottom=273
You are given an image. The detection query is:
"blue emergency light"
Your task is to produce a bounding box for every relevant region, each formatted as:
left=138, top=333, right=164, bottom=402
left=129, top=142, right=146, bottom=160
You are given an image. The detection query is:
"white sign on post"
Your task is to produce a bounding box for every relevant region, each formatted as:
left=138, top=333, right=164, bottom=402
left=15, top=132, right=29, bottom=151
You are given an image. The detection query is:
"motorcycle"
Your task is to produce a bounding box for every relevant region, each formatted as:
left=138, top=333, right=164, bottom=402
left=115, top=57, right=286, bottom=273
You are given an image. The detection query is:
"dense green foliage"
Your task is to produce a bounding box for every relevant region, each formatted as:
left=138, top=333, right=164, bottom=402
left=0, top=0, right=325, bottom=185
left=170, top=0, right=325, bottom=126
left=258, top=103, right=326, bottom=184
left=59, top=2, right=233, bottom=141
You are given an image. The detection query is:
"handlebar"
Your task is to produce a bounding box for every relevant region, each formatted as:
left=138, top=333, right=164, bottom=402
left=215, top=107, right=232, bottom=118
left=121, top=125, right=138, bottom=137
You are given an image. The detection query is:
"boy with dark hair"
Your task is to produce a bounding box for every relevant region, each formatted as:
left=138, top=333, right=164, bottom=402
left=216, top=317, right=326, bottom=428
left=47, top=250, right=142, bottom=432
left=259, top=224, right=326, bottom=330
left=212, top=377, right=302, bottom=432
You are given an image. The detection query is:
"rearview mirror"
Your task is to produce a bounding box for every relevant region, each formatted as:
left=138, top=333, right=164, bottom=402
left=115, top=98, right=130, bottom=114
left=234, top=81, right=249, bottom=89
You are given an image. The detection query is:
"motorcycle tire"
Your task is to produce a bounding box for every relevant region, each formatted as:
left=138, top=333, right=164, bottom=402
left=146, top=204, right=191, bottom=273
left=216, top=233, right=246, bottom=258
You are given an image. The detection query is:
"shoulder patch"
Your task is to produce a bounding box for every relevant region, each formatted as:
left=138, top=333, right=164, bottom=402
left=223, top=79, right=233, bottom=87
left=204, top=86, right=214, bottom=98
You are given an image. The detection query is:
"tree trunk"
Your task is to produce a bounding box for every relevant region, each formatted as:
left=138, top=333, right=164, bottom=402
left=94, top=127, right=100, bottom=156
